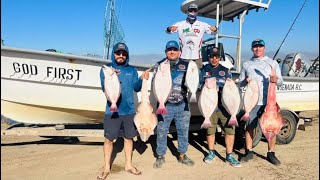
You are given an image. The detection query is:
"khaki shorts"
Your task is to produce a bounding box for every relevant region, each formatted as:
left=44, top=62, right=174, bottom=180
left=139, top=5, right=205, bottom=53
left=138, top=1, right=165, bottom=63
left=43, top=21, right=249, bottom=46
left=207, top=111, right=235, bottom=135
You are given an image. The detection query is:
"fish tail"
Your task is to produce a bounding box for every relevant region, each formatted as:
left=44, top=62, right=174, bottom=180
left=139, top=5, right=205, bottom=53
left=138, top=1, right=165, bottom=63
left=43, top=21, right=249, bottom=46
left=264, top=132, right=276, bottom=142
left=190, top=94, right=197, bottom=102
left=110, top=103, right=118, bottom=112
left=228, top=116, right=239, bottom=127
left=200, top=118, right=213, bottom=129
left=241, top=112, right=250, bottom=121
left=156, top=103, right=168, bottom=114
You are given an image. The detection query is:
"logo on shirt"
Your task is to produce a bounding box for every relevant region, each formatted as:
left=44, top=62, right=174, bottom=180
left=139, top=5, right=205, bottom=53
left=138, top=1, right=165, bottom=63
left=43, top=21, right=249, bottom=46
left=218, top=71, right=225, bottom=76
left=205, top=72, right=211, bottom=76
left=178, top=64, right=186, bottom=70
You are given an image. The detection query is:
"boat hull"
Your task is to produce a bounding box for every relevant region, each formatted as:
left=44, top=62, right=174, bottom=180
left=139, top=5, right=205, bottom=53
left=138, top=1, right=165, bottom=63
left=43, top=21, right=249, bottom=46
left=1, top=46, right=319, bottom=125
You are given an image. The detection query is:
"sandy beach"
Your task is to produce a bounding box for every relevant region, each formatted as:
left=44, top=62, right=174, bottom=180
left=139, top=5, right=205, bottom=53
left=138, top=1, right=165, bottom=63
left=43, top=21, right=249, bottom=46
left=1, top=113, right=319, bottom=180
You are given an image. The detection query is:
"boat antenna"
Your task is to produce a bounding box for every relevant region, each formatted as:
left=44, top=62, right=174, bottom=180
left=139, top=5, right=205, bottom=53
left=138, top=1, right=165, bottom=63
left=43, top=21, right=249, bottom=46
left=103, top=0, right=125, bottom=60
left=273, top=0, right=308, bottom=60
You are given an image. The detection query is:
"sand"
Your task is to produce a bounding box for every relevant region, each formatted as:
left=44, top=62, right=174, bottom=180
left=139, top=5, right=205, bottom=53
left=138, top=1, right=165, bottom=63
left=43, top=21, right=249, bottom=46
left=1, top=116, right=319, bottom=180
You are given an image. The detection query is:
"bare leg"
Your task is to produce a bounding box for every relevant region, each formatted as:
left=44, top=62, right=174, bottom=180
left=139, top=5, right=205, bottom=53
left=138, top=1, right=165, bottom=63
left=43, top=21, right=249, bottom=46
left=225, top=134, right=235, bottom=154
left=124, top=138, right=141, bottom=174
left=207, top=134, right=215, bottom=151
left=245, top=128, right=254, bottom=150
left=98, top=138, right=113, bottom=179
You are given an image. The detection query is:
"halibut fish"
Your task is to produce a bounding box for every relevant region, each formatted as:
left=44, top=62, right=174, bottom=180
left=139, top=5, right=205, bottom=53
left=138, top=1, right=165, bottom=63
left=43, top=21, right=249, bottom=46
left=185, top=60, right=200, bottom=102
left=102, top=65, right=121, bottom=112
left=259, top=67, right=285, bottom=142
left=152, top=60, right=172, bottom=114
left=198, top=77, right=218, bottom=129
left=241, top=79, right=259, bottom=121
left=222, top=78, right=241, bottom=126
left=134, top=78, right=158, bottom=142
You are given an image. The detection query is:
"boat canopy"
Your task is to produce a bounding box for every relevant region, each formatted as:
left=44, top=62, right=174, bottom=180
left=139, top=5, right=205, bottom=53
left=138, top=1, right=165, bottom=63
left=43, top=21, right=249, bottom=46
left=181, top=0, right=272, bottom=21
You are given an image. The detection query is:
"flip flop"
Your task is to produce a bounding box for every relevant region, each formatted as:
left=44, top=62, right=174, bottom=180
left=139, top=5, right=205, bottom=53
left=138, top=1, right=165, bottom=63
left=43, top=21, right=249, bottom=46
left=125, top=167, right=142, bottom=175
left=97, top=171, right=110, bottom=180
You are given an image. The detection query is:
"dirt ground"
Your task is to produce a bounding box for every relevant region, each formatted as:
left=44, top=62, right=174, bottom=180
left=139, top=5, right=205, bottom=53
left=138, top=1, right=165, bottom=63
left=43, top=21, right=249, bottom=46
left=1, top=113, right=319, bottom=180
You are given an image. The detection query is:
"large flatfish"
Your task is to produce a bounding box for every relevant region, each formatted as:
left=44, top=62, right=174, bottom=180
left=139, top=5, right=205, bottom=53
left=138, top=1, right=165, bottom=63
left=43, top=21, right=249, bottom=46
left=198, top=77, right=218, bottom=129
left=134, top=78, right=158, bottom=142
left=185, top=60, right=199, bottom=102
left=241, top=79, right=259, bottom=121
left=102, top=65, right=121, bottom=112
left=259, top=66, right=285, bottom=142
left=222, top=78, right=241, bottom=127
left=152, top=60, right=172, bottom=114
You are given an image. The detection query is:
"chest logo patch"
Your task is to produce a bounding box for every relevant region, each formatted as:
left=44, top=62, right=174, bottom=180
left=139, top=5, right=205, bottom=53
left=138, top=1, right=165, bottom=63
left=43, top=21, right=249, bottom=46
left=218, top=71, right=225, bottom=76
left=178, top=64, right=186, bottom=70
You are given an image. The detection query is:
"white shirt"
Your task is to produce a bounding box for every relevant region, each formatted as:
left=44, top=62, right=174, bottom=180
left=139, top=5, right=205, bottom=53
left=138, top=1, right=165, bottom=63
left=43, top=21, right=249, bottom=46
left=239, top=56, right=284, bottom=105
left=169, top=20, right=213, bottom=60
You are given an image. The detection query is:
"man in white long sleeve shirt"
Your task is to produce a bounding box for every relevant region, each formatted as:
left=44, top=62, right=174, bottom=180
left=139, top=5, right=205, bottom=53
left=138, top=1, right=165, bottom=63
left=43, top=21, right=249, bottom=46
left=238, top=39, right=283, bottom=166
left=166, top=3, right=217, bottom=69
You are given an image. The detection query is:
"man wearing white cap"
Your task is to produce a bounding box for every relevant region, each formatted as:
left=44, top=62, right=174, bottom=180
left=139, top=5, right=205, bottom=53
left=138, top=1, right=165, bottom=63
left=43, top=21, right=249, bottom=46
left=166, top=3, right=218, bottom=69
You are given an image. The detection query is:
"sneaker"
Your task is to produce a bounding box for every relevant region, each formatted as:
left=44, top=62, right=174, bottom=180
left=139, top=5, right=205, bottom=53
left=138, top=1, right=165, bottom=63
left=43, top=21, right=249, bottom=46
left=226, top=154, right=241, bottom=167
left=240, top=150, right=253, bottom=162
left=267, top=152, right=281, bottom=166
left=153, top=156, right=165, bottom=168
left=178, top=154, right=195, bottom=166
left=204, top=150, right=215, bottom=163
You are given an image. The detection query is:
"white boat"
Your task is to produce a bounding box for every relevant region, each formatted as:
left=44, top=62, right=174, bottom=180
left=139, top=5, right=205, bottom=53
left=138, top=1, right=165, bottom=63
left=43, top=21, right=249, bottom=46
left=1, top=0, right=318, bottom=144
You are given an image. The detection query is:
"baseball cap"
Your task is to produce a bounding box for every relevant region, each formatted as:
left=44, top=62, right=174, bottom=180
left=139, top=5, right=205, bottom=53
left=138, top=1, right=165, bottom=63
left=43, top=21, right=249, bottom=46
left=209, top=47, right=221, bottom=57
left=165, top=40, right=179, bottom=50
left=114, top=42, right=128, bottom=53
left=251, top=39, right=265, bottom=47
left=188, top=3, right=198, bottom=11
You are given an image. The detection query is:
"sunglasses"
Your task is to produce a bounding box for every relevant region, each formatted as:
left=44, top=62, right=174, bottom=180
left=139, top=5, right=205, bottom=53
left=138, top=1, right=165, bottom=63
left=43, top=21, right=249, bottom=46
left=166, top=48, right=179, bottom=52
left=188, top=8, right=198, bottom=12
left=115, top=51, right=128, bottom=56
left=252, top=45, right=264, bottom=48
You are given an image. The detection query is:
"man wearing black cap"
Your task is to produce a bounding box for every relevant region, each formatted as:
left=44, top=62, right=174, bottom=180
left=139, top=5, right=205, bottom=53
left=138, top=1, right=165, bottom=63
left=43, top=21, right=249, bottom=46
left=199, top=47, right=241, bottom=167
left=166, top=3, right=218, bottom=69
left=152, top=40, right=194, bottom=168
left=98, top=42, right=149, bottom=179
left=238, top=39, right=283, bottom=166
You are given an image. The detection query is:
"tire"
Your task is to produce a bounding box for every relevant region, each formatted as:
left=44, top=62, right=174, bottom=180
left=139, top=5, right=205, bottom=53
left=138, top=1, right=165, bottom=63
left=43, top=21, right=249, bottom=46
left=252, top=124, right=262, bottom=148
left=276, top=110, right=297, bottom=144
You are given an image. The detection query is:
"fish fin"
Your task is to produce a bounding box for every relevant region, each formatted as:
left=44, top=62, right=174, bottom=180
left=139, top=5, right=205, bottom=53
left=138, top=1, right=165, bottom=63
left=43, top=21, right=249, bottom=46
left=200, top=118, right=213, bottom=129
left=156, top=107, right=168, bottom=114
left=190, top=94, right=197, bottom=102
left=110, top=104, right=118, bottom=112
left=263, top=132, right=276, bottom=142
left=241, top=113, right=250, bottom=121
left=228, top=116, right=239, bottom=127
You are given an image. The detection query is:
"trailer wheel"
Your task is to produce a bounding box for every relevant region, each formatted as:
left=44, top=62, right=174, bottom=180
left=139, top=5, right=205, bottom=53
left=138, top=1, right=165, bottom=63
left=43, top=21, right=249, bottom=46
left=252, top=124, right=262, bottom=148
left=276, top=110, right=297, bottom=144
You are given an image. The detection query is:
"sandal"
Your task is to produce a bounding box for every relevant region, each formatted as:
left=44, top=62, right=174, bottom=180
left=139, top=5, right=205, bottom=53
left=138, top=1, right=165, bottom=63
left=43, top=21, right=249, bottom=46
left=97, top=171, right=110, bottom=180
left=125, top=167, right=142, bottom=175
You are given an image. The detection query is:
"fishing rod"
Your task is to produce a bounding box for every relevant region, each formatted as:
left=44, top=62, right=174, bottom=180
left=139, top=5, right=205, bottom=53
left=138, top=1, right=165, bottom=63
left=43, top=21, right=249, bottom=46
left=273, top=0, right=308, bottom=60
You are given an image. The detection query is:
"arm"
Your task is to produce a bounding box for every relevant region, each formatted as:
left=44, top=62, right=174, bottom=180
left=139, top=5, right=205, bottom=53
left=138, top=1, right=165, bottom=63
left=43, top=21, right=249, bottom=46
left=166, top=22, right=179, bottom=34
left=274, top=63, right=284, bottom=86
left=132, top=69, right=143, bottom=92
left=238, top=64, right=248, bottom=87
left=198, top=67, right=206, bottom=90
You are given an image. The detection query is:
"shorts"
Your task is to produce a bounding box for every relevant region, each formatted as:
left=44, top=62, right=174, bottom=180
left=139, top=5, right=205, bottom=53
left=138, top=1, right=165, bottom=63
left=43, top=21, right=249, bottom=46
left=103, top=113, right=138, bottom=141
left=182, top=58, right=203, bottom=69
left=207, top=110, right=235, bottom=135
left=246, top=105, right=266, bottom=129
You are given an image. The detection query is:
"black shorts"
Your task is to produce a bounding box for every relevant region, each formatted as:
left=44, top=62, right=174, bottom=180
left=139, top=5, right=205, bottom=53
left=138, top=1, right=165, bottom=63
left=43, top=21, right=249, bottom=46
left=103, top=113, right=138, bottom=141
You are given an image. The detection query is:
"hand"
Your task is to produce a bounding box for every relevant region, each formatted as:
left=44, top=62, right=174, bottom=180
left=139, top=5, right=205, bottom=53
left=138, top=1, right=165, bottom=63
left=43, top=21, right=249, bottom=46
left=114, top=69, right=121, bottom=75
left=170, top=26, right=178, bottom=32
left=210, top=26, right=218, bottom=32
left=140, top=70, right=150, bottom=80
left=270, top=74, right=278, bottom=83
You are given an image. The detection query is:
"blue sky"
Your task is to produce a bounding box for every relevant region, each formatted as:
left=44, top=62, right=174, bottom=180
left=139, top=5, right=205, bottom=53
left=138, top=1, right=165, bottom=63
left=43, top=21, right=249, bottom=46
left=1, top=0, right=319, bottom=62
